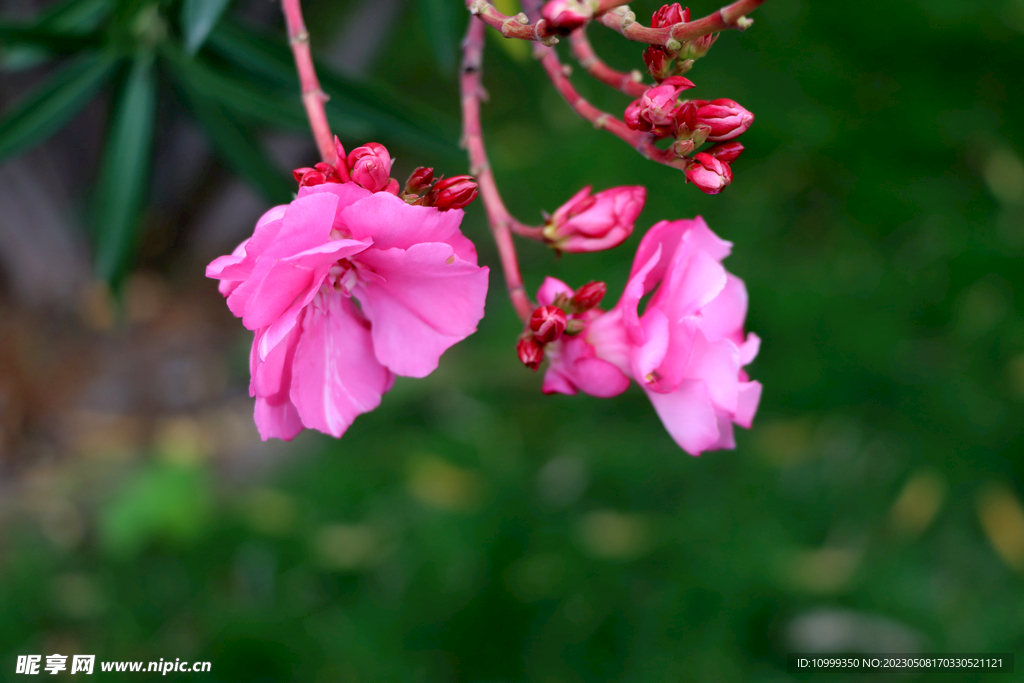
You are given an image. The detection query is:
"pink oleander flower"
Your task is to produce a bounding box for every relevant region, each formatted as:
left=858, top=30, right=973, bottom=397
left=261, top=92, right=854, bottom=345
left=696, top=99, right=754, bottom=141
left=685, top=152, right=733, bottom=194
left=543, top=185, right=647, bottom=252
left=207, top=177, right=489, bottom=441
left=539, top=217, right=761, bottom=455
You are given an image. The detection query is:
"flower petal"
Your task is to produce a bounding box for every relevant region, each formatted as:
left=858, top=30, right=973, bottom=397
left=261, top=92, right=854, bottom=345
left=734, top=380, right=762, bottom=429
left=354, top=243, right=489, bottom=378
left=289, top=293, right=393, bottom=438
left=646, top=380, right=720, bottom=456
left=536, top=276, right=573, bottom=307
left=340, top=192, right=467, bottom=252
left=241, top=238, right=370, bottom=331
left=254, top=397, right=304, bottom=441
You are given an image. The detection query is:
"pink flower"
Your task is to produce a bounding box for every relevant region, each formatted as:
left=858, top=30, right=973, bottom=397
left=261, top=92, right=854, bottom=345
left=540, top=218, right=761, bottom=455
left=685, top=152, right=733, bottom=194
left=543, top=185, right=646, bottom=252
left=208, top=179, right=489, bottom=441
left=696, top=99, right=754, bottom=141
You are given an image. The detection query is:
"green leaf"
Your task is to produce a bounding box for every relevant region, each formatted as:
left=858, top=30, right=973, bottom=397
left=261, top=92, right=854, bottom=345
left=182, top=88, right=294, bottom=204
left=92, top=53, right=156, bottom=285
left=37, top=0, right=112, bottom=32
left=207, top=20, right=458, bottom=157
left=416, top=0, right=460, bottom=76
left=0, top=51, right=116, bottom=161
left=0, top=0, right=110, bottom=70
left=181, top=0, right=231, bottom=55
left=162, top=42, right=311, bottom=133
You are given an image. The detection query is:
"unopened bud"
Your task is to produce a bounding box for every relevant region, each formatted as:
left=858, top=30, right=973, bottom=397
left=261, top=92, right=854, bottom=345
left=626, top=77, right=694, bottom=135
left=405, top=166, right=435, bottom=194
left=696, top=99, right=754, bottom=141
left=384, top=178, right=400, bottom=196
left=347, top=142, right=393, bottom=192
left=544, top=185, right=646, bottom=253
left=424, top=175, right=478, bottom=210
left=643, top=45, right=674, bottom=82
left=571, top=281, right=606, bottom=311
left=517, top=335, right=544, bottom=371
left=671, top=138, right=695, bottom=158
left=707, top=141, right=743, bottom=163
left=540, top=0, right=592, bottom=33
left=293, top=167, right=315, bottom=184
left=685, top=152, right=733, bottom=194
left=564, top=319, right=587, bottom=335
left=679, top=33, right=718, bottom=60
left=530, top=305, right=567, bottom=343
left=651, top=2, right=689, bottom=28
left=294, top=168, right=327, bottom=187
left=314, top=162, right=340, bottom=183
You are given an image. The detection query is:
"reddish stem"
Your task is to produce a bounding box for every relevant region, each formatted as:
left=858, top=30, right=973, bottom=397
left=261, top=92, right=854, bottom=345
left=281, top=0, right=335, bottom=165
left=461, top=17, right=536, bottom=322
left=465, top=0, right=560, bottom=45
left=465, top=0, right=766, bottom=48
left=568, top=27, right=648, bottom=98
left=531, top=38, right=687, bottom=171
left=597, top=0, right=767, bottom=46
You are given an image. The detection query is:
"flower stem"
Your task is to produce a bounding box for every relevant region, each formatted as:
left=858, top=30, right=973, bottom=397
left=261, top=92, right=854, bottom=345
left=281, top=0, right=336, bottom=165
left=461, top=17, right=534, bottom=322
left=596, top=0, right=766, bottom=46
left=568, top=27, right=648, bottom=98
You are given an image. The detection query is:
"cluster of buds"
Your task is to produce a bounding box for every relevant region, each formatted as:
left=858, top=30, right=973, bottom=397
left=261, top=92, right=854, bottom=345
left=400, top=167, right=479, bottom=211
left=292, top=138, right=477, bottom=211
left=642, top=4, right=717, bottom=81
left=517, top=281, right=606, bottom=369
left=620, top=3, right=754, bottom=194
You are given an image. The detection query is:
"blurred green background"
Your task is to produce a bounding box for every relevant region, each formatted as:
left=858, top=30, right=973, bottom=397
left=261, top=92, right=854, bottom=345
left=1, top=0, right=1023, bottom=680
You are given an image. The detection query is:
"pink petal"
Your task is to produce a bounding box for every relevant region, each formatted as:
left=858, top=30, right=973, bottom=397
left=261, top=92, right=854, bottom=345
left=254, top=397, right=304, bottom=441
left=339, top=192, right=467, bottom=252
left=536, top=276, right=573, bottom=307
left=646, top=380, right=720, bottom=456
left=698, top=273, right=749, bottom=344
left=616, top=245, right=662, bottom=345
left=633, top=308, right=670, bottom=384
left=289, top=293, right=393, bottom=438
left=542, top=366, right=578, bottom=395
left=734, top=380, right=762, bottom=429
left=241, top=238, right=370, bottom=331
left=227, top=193, right=341, bottom=318
left=297, top=181, right=372, bottom=216
left=739, top=332, right=761, bottom=366
left=354, top=243, right=489, bottom=378
left=655, top=247, right=727, bottom=322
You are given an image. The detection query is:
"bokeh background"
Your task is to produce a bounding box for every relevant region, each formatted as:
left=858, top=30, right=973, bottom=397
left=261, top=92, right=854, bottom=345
left=1, top=0, right=1023, bottom=680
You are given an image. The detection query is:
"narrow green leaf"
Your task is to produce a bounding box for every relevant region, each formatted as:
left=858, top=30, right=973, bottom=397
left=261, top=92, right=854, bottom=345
left=38, top=0, right=112, bottom=32
left=182, top=88, right=293, bottom=204
left=93, top=53, right=156, bottom=284
left=0, top=0, right=110, bottom=70
left=207, top=20, right=458, bottom=156
left=162, top=43, right=310, bottom=132
left=0, top=51, right=117, bottom=161
left=416, top=0, right=459, bottom=76
left=182, top=0, right=231, bottom=55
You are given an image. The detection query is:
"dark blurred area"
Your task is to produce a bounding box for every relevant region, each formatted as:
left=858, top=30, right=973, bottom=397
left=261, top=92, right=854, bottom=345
left=0, top=0, right=1022, bottom=680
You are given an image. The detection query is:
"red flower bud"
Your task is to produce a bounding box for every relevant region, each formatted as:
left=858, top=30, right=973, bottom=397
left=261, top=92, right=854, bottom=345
left=626, top=77, right=694, bottom=135
left=706, top=141, right=744, bottom=163
left=293, top=167, right=315, bottom=184
left=652, top=3, right=689, bottom=28
left=314, top=162, right=340, bottom=183
left=696, top=99, right=754, bottom=141
left=405, top=166, right=435, bottom=194
left=347, top=142, right=393, bottom=192
left=384, top=178, right=400, bottom=196
left=643, top=45, right=674, bottom=82
left=530, top=305, right=568, bottom=343
left=517, top=335, right=544, bottom=371
left=293, top=168, right=328, bottom=187
left=685, top=152, right=733, bottom=194
left=424, top=175, right=478, bottom=211
left=571, top=281, right=606, bottom=311
left=541, top=0, right=592, bottom=33
left=544, top=185, right=646, bottom=252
